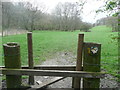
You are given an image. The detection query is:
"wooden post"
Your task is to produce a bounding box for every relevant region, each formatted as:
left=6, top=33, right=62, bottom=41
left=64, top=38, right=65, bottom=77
left=72, top=34, right=84, bottom=88
left=83, top=43, right=101, bottom=89
left=3, top=42, right=21, bottom=88
left=27, top=32, right=34, bottom=85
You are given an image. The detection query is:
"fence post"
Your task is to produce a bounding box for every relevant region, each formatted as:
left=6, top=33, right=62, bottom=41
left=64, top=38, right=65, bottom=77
left=3, top=42, right=21, bottom=88
left=83, top=42, right=101, bottom=89
left=27, top=32, right=34, bottom=85
left=72, top=34, right=84, bottom=88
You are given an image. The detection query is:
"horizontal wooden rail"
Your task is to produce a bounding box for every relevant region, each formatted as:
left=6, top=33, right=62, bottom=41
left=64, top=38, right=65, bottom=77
left=1, top=68, right=105, bottom=78
left=0, top=65, right=76, bottom=71
left=24, top=65, right=76, bottom=71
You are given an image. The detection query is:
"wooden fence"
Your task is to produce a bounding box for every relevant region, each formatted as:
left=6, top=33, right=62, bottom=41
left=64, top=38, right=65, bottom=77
left=0, top=33, right=105, bottom=89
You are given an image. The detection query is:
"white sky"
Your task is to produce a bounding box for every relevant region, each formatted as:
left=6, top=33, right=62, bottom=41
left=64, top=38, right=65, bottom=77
left=10, top=0, right=108, bottom=23
left=81, top=0, right=108, bottom=23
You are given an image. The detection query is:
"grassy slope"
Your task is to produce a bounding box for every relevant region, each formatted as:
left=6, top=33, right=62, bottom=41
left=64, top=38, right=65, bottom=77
left=1, top=25, right=118, bottom=76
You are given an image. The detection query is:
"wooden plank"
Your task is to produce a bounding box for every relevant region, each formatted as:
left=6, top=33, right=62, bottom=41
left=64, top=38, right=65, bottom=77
left=0, top=65, right=76, bottom=71
left=27, top=88, right=77, bottom=90
left=27, top=32, right=34, bottom=85
left=1, top=68, right=105, bottom=78
left=28, top=77, right=65, bottom=89
left=24, top=65, right=76, bottom=71
left=73, top=34, right=84, bottom=88
left=3, top=42, right=22, bottom=88
left=83, top=42, right=101, bottom=88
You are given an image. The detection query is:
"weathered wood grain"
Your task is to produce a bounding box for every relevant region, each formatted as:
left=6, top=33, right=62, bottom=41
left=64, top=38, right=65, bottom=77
left=1, top=68, right=105, bottom=78
left=83, top=42, right=101, bottom=89
left=0, top=65, right=76, bottom=71
left=27, top=32, right=34, bottom=85
left=73, top=34, right=84, bottom=88
left=3, top=42, right=22, bottom=88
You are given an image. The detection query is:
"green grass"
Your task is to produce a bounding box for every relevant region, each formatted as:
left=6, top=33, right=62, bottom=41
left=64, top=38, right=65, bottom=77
left=1, top=25, right=118, bottom=76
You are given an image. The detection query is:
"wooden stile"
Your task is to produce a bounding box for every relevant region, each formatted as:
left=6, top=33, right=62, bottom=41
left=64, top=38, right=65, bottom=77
left=3, top=42, right=22, bottom=88
left=2, top=34, right=103, bottom=89
left=27, top=32, right=34, bottom=85
left=83, top=42, right=101, bottom=89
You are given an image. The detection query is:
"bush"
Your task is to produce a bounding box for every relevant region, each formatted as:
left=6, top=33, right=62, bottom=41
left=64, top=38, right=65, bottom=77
left=80, top=22, right=92, bottom=32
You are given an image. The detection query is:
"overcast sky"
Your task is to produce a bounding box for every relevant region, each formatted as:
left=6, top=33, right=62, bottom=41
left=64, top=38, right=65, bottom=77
left=10, top=0, right=108, bottom=23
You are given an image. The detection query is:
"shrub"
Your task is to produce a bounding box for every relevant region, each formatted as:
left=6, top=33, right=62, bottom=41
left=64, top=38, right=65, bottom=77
left=80, top=22, right=92, bottom=32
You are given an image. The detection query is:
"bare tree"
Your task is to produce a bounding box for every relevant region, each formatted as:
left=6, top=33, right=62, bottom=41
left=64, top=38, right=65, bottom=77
left=2, top=2, right=13, bottom=29
left=53, top=2, right=84, bottom=31
left=2, top=1, right=91, bottom=32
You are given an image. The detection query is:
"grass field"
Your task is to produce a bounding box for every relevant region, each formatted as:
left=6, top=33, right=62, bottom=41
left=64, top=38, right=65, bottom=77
left=1, top=25, right=118, bottom=76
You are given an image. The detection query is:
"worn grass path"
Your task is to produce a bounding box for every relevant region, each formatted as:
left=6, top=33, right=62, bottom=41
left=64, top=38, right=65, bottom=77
left=1, top=25, right=118, bottom=76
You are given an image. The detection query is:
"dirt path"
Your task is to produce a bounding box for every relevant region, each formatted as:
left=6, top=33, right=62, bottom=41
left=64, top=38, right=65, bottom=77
left=34, top=52, right=118, bottom=88
left=34, top=52, right=76, bottom=88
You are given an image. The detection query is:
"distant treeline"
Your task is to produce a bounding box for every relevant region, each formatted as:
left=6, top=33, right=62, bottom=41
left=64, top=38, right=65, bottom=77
left=2, top=2, right=92, bottom=32
left=95, top=16, right=118, bottom=32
